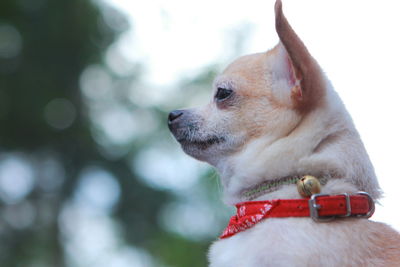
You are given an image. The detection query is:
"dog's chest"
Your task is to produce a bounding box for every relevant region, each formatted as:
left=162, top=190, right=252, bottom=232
left=209, top=219, right=312, bottom=267
left=208, top=218, right=376, bottom=267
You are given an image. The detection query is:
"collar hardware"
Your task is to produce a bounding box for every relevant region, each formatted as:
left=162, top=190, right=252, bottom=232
left=354, top=191, right=375, bottom=218
left=309, top=192, right=374, bottom=222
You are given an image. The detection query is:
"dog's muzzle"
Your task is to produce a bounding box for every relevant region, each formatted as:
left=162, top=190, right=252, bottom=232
left=168, top=109, right=226, bottom=154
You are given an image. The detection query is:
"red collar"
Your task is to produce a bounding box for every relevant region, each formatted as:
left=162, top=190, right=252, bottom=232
left=220, top=192, right=375, bottom=239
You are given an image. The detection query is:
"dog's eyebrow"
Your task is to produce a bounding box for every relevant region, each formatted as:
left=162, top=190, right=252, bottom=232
left=213, top=77, right=236, bottom=90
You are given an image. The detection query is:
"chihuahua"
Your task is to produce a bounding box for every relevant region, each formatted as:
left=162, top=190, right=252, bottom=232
left=168, top=1, right=400, bottom=266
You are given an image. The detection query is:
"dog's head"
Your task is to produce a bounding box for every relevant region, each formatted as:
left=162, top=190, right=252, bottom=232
left=169, top=1, right=323, bottom=165
left=168, top=0, right=380, bottom=202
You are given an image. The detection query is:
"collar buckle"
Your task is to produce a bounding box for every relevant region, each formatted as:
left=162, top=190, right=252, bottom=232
left=309, top=193, right=335, bottom=222
left=309, top=191, right=375, bottom=222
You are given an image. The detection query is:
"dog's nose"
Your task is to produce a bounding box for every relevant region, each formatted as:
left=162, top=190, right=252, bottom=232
left=168, top=110, right=184, bottom=123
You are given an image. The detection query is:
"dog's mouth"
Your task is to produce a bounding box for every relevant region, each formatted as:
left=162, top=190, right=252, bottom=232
left=178, top=136, right=226, bottom=150
left=170, top=121, right=226, bottom=150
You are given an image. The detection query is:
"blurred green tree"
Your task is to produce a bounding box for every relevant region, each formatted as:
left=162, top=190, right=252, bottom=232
left=0, top=0, right=232, bottom=266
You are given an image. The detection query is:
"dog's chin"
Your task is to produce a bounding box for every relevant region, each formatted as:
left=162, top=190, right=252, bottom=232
left=177, top=136, right=227, bottom=163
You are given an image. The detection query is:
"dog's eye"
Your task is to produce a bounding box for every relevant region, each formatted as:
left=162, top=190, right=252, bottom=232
left=215, top=88, right=233, bottom=101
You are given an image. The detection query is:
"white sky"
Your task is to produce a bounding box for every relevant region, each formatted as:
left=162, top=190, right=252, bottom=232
left=104, top=0, right=400, bottom=231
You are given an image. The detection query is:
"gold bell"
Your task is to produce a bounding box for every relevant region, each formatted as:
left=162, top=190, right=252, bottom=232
left=297, top=175, right=321, bottom=197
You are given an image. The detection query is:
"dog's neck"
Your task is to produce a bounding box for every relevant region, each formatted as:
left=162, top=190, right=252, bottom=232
left=241, top=175, right=329, bottom=200
left=215, top=88, right=381, bottom=205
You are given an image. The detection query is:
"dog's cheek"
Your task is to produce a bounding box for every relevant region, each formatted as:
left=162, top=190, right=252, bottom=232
left=232, top=96, right=300, bottom=142
left=229, top=98, right=271, bottom=139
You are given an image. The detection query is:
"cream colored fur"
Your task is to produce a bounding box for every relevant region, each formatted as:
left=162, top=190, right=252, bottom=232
left=209, top=218, right=400, bottom=267
left=168, top=0, right=400, bottom=266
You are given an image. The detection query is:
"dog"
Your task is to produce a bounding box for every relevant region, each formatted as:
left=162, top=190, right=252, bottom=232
left=168, top=1, right=400, bottom=266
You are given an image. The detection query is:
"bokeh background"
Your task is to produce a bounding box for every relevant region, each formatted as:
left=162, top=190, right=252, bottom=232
left=0, top=0, right=399, bottom=266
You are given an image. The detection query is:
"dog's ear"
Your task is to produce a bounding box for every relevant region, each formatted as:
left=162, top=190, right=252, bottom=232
left=274, top=0, right=325, bottom=113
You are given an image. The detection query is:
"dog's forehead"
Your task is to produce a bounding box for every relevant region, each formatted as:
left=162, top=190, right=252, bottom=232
left=215, top=53, right=267, bottom=91
left=223, top=52, right=267, bottom=78
left=214, top=52, right=270, bottom=92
